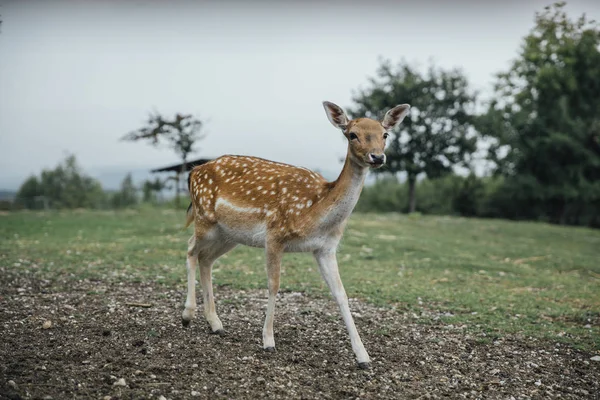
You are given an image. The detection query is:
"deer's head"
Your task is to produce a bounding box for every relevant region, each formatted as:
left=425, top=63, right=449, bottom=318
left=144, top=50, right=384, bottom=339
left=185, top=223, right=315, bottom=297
left=323, top=101, right=410, bottom=169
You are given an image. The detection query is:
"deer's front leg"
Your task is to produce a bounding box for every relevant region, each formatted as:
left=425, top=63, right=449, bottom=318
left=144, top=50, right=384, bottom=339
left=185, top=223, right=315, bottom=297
left=314, top=248, right=370, bottom=369
left=263, top=242, right=283, bottom=351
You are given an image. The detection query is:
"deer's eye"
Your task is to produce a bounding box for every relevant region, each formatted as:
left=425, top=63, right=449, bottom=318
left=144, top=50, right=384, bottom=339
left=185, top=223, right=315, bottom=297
left=349, top=133, right=358, bottom=141
left=383, top=132, right=389, bottom=139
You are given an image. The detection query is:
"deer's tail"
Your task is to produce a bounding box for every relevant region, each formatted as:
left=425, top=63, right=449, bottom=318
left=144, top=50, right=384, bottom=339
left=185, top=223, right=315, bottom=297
left=184, top=171, right=195, bottom=229
left=184, top=202, right=194, bottom=229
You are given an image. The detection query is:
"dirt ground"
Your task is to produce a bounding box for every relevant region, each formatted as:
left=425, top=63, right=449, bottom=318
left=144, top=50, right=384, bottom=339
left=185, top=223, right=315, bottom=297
left=0, top=274, right=598, bottom=400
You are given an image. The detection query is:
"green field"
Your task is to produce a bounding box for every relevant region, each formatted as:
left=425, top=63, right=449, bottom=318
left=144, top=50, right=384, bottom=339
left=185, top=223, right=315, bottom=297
left=1, top=208, right=599, bottom=350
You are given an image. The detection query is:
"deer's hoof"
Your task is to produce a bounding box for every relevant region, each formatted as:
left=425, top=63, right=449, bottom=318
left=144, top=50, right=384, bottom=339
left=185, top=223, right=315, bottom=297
left=264, top=346, right=276, bottom=352
left=181, top=318, right=191, bottom=328
left=358, top=362, right=370, bottom=370
left=211, top=329, right=225, bottom=335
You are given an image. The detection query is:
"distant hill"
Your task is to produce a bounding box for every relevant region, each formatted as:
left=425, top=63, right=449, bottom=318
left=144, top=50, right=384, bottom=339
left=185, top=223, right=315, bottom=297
left=0, top=189, right=16, bottom=201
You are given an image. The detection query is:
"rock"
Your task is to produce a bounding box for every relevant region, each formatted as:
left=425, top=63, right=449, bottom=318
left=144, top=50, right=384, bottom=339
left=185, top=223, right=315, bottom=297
left=42, top=320, right=52, bottom=329
left=8, top=380, right=17, bottom=389
left=256, top=377, right=266, bottom=383
left=590, top=356, right=600, bottom=362
left=158, top=396, right=167, bottom=400
left=191, top=390, right=200, bottom=396
left=113, top=378, right=126, bottom=387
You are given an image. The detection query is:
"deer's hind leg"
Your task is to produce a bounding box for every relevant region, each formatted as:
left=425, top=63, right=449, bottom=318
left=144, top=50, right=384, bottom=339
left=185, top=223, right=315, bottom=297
left=182, top=224, right=236, bottom=332
left=182, top=234, right=201, bottom=327
left=198, top=238, right=236, bottom=333
left=262, top=240, right=283, bottom=351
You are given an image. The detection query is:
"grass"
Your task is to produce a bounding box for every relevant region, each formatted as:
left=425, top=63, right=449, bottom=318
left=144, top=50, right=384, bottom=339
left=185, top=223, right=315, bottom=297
left=1, top=208, right=599, bottom=350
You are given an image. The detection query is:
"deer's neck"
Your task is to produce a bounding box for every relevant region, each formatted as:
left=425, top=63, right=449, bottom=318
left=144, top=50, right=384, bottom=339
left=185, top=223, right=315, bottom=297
left=319, top=148, right=367, bottom=227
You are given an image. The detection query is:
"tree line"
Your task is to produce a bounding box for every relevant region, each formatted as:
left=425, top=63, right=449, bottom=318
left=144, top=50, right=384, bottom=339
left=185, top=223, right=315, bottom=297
left=12, top=155, right=168, bottom=210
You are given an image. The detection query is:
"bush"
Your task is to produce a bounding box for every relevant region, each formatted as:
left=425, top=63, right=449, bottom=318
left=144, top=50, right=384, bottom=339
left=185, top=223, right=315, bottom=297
left=356, top=173, right=600, bottom=228
left=15, top=155, right=107, bottom=210
left=355, top=176, right=406, bottom=213
left=111, top=173, right=138, bottom=209
left=357, top=174, right=505, bottom=217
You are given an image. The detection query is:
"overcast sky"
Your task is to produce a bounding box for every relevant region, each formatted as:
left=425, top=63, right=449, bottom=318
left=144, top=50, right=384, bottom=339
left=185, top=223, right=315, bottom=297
left=1, top=0, right=599, bottom=190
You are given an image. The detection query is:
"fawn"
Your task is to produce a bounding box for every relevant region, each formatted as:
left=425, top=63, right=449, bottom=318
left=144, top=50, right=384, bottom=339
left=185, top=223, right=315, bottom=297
left=182, top=101, right=410, bottom=368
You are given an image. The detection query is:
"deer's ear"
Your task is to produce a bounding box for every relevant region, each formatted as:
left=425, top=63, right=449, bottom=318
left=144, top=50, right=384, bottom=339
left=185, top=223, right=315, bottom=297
left=381, top=104, right=411, bottom=130
left=322, top=101, right=350, bottom=130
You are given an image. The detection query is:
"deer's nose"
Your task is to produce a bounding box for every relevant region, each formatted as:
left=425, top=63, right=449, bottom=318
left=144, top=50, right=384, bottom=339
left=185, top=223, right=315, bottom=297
left=369, top=153, right=386, bottom=165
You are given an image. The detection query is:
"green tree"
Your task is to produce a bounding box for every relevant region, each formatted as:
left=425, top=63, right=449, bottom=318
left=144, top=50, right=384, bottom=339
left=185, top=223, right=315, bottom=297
left=112, top=173, right=138, bottom=208
left=350, top=59, right=478, bottom=212
left=15, top=155, right=106, bottom=209
left=452, top=173, right=485, bottom=217
left=142, top=177, right=166, bottom=203
left=15, top=176, right=42, bottom=209
left=122, top=112, right=206, bottom=205
left=481, top=2, right=600, bottom=225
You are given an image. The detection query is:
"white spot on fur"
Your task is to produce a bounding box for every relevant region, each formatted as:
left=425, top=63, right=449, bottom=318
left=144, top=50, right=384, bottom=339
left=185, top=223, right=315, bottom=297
left=215, top=198, right=262, bottom=214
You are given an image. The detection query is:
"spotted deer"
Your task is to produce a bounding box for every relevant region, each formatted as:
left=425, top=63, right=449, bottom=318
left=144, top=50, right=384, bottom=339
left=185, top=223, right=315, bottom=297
left=182, top=101, right=410, bottom=369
